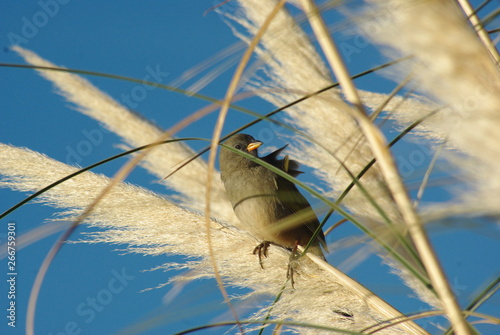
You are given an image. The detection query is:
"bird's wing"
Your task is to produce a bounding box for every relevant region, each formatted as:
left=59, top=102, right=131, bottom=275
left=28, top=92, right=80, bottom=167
left=275, top=176, right=327, bottom=250
left=261, top=145, right=326, bottom=249
left=262, top=145, right=303, bottom=177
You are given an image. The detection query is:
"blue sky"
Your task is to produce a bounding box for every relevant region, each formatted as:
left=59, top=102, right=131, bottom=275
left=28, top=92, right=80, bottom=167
left=1, top=1, right=499, bottom=334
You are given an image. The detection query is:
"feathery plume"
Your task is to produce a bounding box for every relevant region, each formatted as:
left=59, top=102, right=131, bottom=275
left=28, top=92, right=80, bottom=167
left=363, top=0, right=500, bottom=218
left=0, top=143, right=417, bottom=334
left=12, top=46, right=237, bottom=224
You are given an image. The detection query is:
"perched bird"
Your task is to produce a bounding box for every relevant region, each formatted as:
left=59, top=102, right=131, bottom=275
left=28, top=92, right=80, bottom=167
left=219, top=133, right=327, bottom=268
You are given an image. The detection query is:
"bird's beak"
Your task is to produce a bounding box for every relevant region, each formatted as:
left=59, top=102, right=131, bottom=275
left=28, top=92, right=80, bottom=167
left=247, top=141, right=263, bottom=152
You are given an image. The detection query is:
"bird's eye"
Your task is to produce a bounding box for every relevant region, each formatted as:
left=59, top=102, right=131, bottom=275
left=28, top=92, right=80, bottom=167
left=234, top=144, right=242, bottom=150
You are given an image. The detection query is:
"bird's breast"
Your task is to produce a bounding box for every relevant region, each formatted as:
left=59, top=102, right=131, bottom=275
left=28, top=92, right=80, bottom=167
left=233, top=193, right=283, bottom=242
left=222, top=167, right=283, bottom=238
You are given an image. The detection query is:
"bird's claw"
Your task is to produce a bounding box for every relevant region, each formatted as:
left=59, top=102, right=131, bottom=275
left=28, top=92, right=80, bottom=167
left=253, top=241, right=301, bottom=288
left=253, top=241, right=271, bottom=269
left=287, top=247, right=301, bottom=288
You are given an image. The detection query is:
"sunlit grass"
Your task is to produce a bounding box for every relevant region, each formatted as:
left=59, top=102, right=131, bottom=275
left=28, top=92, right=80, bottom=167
left=1, top=0, right=499, bottom=334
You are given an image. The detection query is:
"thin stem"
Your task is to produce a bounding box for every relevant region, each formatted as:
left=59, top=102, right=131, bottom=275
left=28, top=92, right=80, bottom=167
left=257, top=281, right=288, bottom=335
left=456, top=0, right=500, bottom=64
left=299, top=1, right=471, bottom=333
left=205, top=1, right=288, bottom=333
left=414, top=141, right=446, bottom=208
left=298, top=0, right=366, bottom=114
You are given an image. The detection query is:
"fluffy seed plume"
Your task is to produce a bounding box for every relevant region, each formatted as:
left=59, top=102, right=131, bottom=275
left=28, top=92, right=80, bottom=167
left=364, top=0, right=500, bottom=219
left=0, top=143, right=417, bottom=334
left=12, top=45, right=236, bottom=223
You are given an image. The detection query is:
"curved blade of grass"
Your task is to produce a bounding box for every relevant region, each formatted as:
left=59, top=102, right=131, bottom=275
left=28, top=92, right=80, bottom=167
left=257, top=280, right=288, bottom=335
left=324, top=217, right=348, bottom=236
left=365, top=309, right=497, bottom=335
left=443, top=276, right=500, bottom=335
left=300, top=1, right=470, bottom=332
left=0, top=221, right=70, bottom=259
left=362, top=309, right=446, bottom=334
left=205, top=2, right=289, bottom=333
left=0, top=62, right=252, bottom=116
left=464, top=276, right=500, bottom=314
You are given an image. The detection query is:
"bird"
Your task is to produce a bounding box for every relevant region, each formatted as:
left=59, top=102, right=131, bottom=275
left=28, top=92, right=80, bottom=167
left=219, top=133, right=327, bottom=273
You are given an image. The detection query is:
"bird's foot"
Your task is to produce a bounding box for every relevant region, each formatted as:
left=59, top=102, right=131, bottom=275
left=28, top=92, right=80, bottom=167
left=253, top=241, right=271, bottom=269
left=287, top=246, right=301, bottom=288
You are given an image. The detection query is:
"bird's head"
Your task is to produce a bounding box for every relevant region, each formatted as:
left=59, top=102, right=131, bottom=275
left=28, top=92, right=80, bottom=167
left=219, top=133, right=263, bottom=173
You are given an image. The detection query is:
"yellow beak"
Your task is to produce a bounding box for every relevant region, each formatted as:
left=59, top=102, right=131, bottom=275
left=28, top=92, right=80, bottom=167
left=247, top=141, right=263, bottom=152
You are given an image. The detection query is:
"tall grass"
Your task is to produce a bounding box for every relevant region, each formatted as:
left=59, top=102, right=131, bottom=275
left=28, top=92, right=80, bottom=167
left=1, top=0, right=499, bottom=334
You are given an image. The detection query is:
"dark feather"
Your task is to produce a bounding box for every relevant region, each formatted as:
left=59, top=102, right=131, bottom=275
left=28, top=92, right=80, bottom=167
left=262, top=145, right=303, bottom=177
left=275, top=176, right=328, bottom=250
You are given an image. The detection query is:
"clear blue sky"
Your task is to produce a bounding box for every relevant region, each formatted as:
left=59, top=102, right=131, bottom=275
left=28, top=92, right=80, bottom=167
left=1, top=1, right=498, bottom=334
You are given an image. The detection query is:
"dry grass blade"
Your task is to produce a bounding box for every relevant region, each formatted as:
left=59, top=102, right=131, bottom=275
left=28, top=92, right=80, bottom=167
left=414, top=141, right=445, bottom=207
left=298, top=0, right=366, bottom=113
left=205, top=1, right=288, bottom=333
left=299, top=0, right=470, bottom=333
left=0, top=221, right=69, bottom=258
left=456, top=0, right=500, bottom=63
